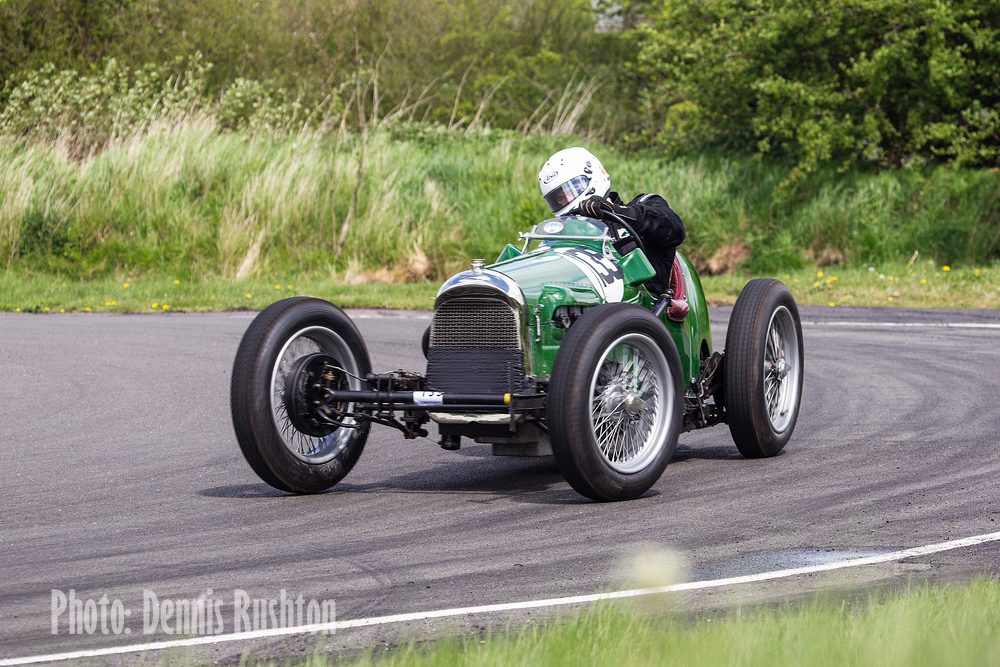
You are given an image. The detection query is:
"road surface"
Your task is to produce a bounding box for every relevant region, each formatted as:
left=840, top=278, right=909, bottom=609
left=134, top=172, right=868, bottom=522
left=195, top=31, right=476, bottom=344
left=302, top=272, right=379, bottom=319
left=1, top=306, right=998, bottom=664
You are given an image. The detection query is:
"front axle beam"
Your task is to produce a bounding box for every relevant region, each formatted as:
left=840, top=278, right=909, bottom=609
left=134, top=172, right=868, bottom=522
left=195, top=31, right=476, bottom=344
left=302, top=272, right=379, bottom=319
left=325, top=390, right=511, bottom=408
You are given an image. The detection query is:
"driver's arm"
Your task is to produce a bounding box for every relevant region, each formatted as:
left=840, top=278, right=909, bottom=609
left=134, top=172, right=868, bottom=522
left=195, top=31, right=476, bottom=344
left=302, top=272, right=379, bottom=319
left=626, top=194, right=685, bottom=251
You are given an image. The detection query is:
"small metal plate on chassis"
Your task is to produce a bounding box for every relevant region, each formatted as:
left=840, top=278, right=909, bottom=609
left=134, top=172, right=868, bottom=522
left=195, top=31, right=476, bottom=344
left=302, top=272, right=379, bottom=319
left=477, top=423, right=552, bottom=457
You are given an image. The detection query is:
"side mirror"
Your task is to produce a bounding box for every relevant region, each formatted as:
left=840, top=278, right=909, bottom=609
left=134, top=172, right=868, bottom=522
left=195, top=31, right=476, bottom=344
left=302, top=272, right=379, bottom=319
left=620, top=248, right=656, bottom=286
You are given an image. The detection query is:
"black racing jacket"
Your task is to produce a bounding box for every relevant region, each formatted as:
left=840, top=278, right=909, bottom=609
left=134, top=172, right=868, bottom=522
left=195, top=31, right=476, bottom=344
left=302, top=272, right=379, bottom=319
left=608, top=191, right=686, bottom=296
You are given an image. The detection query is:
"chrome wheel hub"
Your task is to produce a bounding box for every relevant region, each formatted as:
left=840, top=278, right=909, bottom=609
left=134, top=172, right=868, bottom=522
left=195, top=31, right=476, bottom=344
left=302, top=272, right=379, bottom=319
left=270, top=326, right=361, bottom=464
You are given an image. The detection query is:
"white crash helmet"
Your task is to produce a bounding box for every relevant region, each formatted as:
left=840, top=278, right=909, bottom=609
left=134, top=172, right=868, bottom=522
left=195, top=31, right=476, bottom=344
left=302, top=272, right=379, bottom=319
left=537, top=147, right=611, bottom=216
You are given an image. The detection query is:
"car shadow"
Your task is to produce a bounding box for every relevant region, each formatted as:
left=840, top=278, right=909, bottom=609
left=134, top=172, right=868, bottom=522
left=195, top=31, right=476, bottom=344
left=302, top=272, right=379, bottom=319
left=199, top=483, right=293, bottom=499
left=671, top=443, right=745, bottom=462
left=201, top=452, right=586, bottom=505
left=200, top=447, right=664, bottom=505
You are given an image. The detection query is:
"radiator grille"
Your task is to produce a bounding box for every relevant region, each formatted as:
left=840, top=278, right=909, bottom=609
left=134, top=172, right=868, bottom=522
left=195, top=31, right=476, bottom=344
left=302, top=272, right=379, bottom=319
left=430, top=296, right=521, bottom=349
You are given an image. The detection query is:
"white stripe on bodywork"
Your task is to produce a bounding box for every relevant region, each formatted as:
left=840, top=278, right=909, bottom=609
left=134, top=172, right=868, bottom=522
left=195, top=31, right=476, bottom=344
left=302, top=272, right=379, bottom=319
left=552, top=247, right=625, bottom=302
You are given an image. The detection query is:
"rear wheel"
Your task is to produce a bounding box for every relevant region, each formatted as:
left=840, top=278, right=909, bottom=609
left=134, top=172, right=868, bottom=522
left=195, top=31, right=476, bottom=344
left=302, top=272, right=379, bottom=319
left=230, top=297, right=371, bottom=493
left=724, top=279, right=803, bottom=457
left=549, top=304, right=684, bottom=501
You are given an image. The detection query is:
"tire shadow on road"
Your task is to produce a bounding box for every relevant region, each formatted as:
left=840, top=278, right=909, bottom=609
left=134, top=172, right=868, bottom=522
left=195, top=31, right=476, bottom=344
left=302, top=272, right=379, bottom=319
left=198, top=455, right=600, bottom=505
left=671, top=443, right=747, bottom=462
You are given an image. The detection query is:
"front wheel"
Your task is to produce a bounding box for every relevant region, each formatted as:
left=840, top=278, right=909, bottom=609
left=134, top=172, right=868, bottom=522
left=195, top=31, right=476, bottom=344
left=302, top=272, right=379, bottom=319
left=549, top=304, right=684, bottom=501
left=230, top=297, right=371, bottom=493
left=724, top=279, right=804, bottom=458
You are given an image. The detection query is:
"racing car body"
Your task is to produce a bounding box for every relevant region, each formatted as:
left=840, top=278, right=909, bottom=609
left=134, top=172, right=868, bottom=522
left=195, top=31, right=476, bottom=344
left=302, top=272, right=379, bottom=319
left=433, top=215, right=710, bottom=384
left=231, top=213, right=803, bottom=501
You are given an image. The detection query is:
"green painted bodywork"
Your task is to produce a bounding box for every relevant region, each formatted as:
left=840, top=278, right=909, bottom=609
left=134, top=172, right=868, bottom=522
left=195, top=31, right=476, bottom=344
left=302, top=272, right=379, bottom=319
left=483, top=216, right=713, bottom=387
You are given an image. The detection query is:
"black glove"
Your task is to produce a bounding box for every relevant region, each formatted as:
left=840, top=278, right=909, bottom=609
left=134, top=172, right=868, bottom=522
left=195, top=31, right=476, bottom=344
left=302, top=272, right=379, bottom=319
left=576, top=195, right=637, bottom=222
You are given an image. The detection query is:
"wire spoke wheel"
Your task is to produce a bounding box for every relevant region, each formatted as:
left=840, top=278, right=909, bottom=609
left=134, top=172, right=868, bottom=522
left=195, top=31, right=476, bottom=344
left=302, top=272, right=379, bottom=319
left=724, top=279, right=803, bottom=458
left=588, top=333, right=673, bottom=474
left=761, top=306, right=800, bottom=433
left=231, top=297, right=371, bottom=493
left=549, top=304, right=683, bottom=501
left=270, top=326, right=361, bottom=464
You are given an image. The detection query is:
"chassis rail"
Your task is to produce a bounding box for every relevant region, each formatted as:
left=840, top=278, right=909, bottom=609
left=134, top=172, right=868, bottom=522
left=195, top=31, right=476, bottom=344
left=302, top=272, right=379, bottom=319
left=327, top=390, right=510, bottom=407
left=288, top=348, right=723, bottom=450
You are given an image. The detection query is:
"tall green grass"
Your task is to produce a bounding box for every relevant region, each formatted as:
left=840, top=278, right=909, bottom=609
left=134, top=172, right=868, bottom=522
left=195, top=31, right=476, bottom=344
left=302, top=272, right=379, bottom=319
left=329, top=581, right=1000, bottom=667
left=2, top=120, right=998, bottom=281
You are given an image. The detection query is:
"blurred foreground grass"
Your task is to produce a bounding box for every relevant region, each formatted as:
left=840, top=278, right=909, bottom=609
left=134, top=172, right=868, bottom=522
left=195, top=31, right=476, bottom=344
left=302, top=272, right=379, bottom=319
left=1, top=261, right=996, bottom=313
left=278, top=580, right=1000, bottom=667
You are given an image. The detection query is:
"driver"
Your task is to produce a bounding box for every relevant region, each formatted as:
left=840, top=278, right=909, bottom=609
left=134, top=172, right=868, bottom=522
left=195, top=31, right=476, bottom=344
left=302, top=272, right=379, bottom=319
left=537, top=147, right=685, bottom=297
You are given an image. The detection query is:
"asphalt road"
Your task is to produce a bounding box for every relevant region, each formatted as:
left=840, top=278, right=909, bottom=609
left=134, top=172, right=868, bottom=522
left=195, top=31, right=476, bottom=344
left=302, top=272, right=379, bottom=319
left=2, top=305, right=999, bottom=664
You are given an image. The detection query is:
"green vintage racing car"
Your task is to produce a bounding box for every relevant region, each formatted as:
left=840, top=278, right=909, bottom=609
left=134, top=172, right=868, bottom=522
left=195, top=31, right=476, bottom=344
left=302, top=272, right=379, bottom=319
left=230, top=213, right=804, bottom=501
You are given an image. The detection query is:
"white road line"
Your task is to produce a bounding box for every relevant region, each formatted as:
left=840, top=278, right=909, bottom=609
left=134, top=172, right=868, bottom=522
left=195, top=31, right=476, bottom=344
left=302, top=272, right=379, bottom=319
left=801, top=320, right=1000, bottom=329
left=4, top=531, right=1000, bottom=666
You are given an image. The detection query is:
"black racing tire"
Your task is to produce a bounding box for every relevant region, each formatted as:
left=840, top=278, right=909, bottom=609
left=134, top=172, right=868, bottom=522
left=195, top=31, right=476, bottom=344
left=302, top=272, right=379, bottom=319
left=549, top=303, right=684, bottom=501
left=230, top=297, right=371, bottom=493
left=724, top=279, right=803, bottom=458
left=421, top=324, right=430, bottom=359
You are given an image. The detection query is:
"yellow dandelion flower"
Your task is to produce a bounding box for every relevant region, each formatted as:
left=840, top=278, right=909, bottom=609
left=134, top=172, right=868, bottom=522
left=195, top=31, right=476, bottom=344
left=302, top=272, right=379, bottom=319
left=84, top=307, right=91, bottom=313
left=816, top=271, right=824, bottom=278
left=59, top=308, right=65, bottom=313
left=151, top=302, right=159, bottom=309
left=919, top=279, right=927, bottom=285
left=827, top=302, right=835, bottom=307
left=975, top=268, right=982, bottom=276
left=122, top=282, right=130, bottom=289
left=245, top=292, right=252, bottom=299
left=274, top=284, right=282, bottom=290
left=173, top=279, right=181, bottom=285
left=942, top=265, right=951, bottom=272
left=825, top=276, right=837, bottom=284
left=43, top=306, right=50, bottom=312
left=812, top=281, right=821, bottom=288
left=162, top=304, right=170, bottom=311
left=14, top=307, right=21, bottom=312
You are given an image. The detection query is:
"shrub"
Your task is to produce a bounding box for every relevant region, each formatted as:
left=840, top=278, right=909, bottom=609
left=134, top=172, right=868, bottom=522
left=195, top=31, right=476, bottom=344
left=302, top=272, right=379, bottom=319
left=635, top=0, right=1000, bottom=177
left=0, top=55, right=210, bottom=150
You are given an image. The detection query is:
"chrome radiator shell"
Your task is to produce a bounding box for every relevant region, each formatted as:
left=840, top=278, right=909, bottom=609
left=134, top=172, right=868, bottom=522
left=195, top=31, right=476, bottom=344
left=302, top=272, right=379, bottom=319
left=426, top=268, right=529, bottom=396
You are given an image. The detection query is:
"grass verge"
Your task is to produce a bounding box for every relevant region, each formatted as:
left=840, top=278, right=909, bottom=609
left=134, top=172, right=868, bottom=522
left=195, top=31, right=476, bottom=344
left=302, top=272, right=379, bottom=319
left=284, top=580, right=1000, bottom=667
left=3, top=123, right=999, bottom=283
left=1, top=262, right=996, bottom=313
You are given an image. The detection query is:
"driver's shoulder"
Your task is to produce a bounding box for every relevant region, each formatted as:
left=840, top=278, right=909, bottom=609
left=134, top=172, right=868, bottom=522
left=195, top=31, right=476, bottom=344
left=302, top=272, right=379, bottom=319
left=623, top=192, right=664, bottom=207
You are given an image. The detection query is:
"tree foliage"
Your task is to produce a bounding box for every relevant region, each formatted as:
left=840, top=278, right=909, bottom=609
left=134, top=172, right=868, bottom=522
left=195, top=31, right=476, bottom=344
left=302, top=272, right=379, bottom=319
left=0, top=0, right=632, bottom=137
left=2, top=0, right=999, bottom=173
left=635, top=0, right=1000, bottom=175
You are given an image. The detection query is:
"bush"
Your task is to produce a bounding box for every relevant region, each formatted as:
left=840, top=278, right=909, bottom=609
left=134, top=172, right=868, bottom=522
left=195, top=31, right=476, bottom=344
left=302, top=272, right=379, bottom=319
left=0, top=0, right=630, bottom=141
left=0, top=55, right=211, bottom=149
left=635, top=0, right=1000, bottom=177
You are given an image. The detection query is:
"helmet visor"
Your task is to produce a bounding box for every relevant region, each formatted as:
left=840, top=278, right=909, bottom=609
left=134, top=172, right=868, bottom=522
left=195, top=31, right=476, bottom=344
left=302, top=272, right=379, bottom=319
left=543, top=175, right=591, bottom=213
